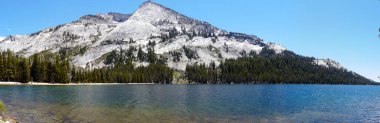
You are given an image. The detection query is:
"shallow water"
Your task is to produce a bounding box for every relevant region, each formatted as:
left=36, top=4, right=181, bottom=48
left=0, top=84, right=379, bottom=122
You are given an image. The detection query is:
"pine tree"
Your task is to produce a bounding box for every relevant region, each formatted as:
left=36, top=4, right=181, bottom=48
left=40, top=61, right=48, bottom=82
left=0, top=53, right=4, bottom=81
left=6, top=51, right=15, bottom=81
left=129, top=38, right=134, bottom=43
left=71, top=67, right=76, bottom=83
left=137, top=46, right=146, bottom=62
left=31, top=54, right=41, bottom=82
left=126, top=46, right=136, bottom=61
left=62, top=60, right=70, bottom=83
left=20, top=59, right=31, bottom=83
left=147, top=47, right=157, bottom=63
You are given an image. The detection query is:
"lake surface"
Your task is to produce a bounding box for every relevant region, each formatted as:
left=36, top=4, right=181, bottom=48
left=0, top=85, right=379, bottom=123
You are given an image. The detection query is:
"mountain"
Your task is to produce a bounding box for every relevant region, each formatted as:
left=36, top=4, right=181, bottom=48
left=0, top=1, right=373, bottom=84
left=0, top=1, right=273, bottom=69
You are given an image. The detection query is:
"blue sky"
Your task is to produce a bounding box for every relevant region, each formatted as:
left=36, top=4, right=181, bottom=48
left=0, top=0, right=379, bottom=81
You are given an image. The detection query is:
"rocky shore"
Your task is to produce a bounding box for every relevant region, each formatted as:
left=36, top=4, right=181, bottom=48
left=0, top=117, right=17, bottom=123
left=0, top=101, right=16, bottom=123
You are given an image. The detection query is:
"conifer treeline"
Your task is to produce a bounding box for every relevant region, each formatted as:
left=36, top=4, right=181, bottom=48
left=0, top=50, right=70, bottom=83
left=186, top=50, right=374, bottom=85
left=71, top=63, right=173, bottom=83
left=0, top=50, right=31, bottom=82
left=185, top=62, right=218, bottom=84
left=0, top=50, right=173, bottom=84
left=0, top=48, right=374, bottom=84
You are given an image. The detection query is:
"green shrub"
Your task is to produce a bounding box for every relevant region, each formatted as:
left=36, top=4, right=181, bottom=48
left=0, top=100, right=5, bottom=115
left=0, top=101, right=5, bottom=112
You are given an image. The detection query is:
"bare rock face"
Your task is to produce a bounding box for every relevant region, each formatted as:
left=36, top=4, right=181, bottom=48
left=1, top=1, right=320, bottom=71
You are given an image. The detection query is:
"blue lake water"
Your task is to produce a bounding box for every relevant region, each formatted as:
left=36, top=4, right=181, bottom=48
left=0, top=84, right=379, bottom=122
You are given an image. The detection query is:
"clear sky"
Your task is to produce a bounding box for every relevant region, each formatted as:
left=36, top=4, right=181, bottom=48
left=0, top=0, right=379, bottom=81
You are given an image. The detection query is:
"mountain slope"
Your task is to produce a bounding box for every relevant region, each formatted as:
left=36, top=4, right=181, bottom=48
left=0, top=1, right=272, bottom=70
left=0, top=1, right=373, bottom=84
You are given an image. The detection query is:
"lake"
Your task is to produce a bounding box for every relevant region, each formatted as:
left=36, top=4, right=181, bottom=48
left=0, top=84, right=379, bottom=122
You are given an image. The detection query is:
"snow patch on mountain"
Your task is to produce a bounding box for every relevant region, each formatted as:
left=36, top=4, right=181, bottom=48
left=0, top=36, right=4, bottom=41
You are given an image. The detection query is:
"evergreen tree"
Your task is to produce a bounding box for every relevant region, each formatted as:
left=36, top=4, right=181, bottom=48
left=71, top=67, right=76, bottom=83
left=6, top=51, right=15, bottom=81
left=126, top=46, right=136, bottom=61
left=0, top=53, right=4, bottom=81
left=137, top=46, right=146, bottom=62
left=19, top=59, right=31, bottom=83
left=60, top=60, right=70, bottom=83
left=105, top=50, right=118, bottom=65
left=31, top=54, right=41, bottom=82
left=147, top=47, right=157, bottom=63
left=183, top=46, right=198, bottom=60
left=129, top=38, right=135, bottom=43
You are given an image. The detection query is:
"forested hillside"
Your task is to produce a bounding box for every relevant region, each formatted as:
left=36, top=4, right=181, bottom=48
left=0, top=50, right=173, bottom=84
left=186, top=48, right=374, bottom=85
left=0, top=48, right=373, bottom=85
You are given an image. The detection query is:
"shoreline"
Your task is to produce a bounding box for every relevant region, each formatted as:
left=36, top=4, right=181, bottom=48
left=0, top=82, right=155, bottom=86
left=0, top=82, right=378, bottom=86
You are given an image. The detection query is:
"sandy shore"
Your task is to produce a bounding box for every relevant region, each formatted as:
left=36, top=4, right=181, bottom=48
left=0, top=82, right=155, bottom=86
